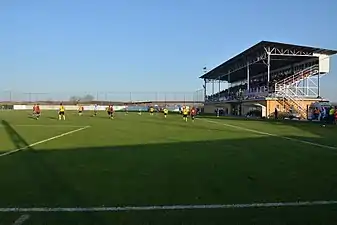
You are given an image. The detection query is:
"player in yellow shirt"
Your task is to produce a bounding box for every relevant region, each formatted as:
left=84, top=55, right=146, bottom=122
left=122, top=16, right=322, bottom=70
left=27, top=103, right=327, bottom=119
left=78, top=105, right=84, bottom=116
left=149, top=106, right=154, bottom=115
left=182, top=107, right=188, bottom=122
left=163, top=108, right=168, bottom=118
left=59, top=103, right=66, bottom=120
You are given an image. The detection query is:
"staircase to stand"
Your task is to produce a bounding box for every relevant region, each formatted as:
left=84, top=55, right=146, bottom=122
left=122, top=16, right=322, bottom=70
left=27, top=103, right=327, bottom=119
left=275, top=65, right=319, bottom=92
left=274, top=66, right=318, bottom=119
left=277, top=94, right=307, bottom=119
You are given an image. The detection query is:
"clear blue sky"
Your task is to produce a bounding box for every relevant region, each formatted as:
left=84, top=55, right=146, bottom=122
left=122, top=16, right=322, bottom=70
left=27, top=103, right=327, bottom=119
left=0, top=0, right=336, bottom=101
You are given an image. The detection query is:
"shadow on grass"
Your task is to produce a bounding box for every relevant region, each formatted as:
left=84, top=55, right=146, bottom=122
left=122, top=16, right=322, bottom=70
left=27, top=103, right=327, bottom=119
left=1, top=117, right=337, bottom=225
left=1, top=120, right=31, bottom=149
left=27, top=114, right=37, bottom=120
left=0, top=119, right=108, bottom=225
left=47, top=116, right=58, bottom=120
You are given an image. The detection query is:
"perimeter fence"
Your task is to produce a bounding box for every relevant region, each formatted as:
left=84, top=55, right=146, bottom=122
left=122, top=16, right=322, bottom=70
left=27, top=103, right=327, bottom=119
left=0, top=90, right=204, bottom=103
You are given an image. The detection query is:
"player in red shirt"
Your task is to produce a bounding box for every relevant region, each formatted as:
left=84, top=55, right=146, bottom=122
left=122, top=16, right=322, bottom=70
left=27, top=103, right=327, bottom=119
left=34, top=104, right=41, bottom=120
left=108, top=105, right=114, bottom=119
left=190, top=107, right=196, bottom=122
left=32, top=104, right=36, bottom=116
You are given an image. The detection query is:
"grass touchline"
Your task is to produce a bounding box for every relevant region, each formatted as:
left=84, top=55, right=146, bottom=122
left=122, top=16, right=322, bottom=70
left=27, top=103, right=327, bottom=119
left=0, top=125, right=91, bottom=157
left=202, top=119, right=337, bottom=150
left=0, top=200, right=337, bottom=212
left=12, top=214, right=30, bottom=225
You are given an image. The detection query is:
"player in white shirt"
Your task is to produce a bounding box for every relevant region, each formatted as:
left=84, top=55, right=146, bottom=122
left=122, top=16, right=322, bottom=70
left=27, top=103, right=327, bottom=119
left=93, top=104, right=98, bottom=116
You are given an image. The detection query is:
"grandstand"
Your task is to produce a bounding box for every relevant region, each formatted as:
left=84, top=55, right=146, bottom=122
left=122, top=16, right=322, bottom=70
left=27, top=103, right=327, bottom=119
left=200, top=41, right=337, bottom=119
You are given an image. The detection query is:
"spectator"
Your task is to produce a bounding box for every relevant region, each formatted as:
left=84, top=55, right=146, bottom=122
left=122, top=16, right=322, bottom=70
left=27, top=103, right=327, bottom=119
left=329, top=107, right=335, bottom=124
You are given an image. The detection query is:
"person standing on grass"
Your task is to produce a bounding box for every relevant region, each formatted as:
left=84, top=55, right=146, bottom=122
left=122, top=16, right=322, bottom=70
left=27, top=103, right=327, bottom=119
left=182, top=107, right=188, bottom=122
left=58, top=103, right=66, bottom=120
left=107, top=104, right=114, bottom=119
left=329, top=107, right=335, bottom=124
left=124, top=104, right=128, bottom=115
left=190, top=107, right=196, bottom=122
left=274, top=107, right=278, bottom=120
left=35, top=104, right=41, bottom=120
left=163, top=107, right=168, bottom=118
left=334, top=107, right=337, bottom=125
left=78, top=104, right=84, bottom=116
left=321, top=107, right=326, bottom=121
left=32, top=104, right=36, bottom=117
left=149, top=106, right=154, bottom=115
left=93, top=104, right=98, bottom=116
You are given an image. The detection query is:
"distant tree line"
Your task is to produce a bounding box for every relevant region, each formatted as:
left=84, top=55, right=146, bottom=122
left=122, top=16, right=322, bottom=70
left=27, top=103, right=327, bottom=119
left=69, top=94, right=95, bottom=103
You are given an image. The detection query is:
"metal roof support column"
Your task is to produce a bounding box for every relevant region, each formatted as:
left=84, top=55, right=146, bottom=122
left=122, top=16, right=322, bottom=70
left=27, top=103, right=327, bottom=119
left=212, top=79, right=215, bottom=97
left=247, top=63, right=250, bottom=92
left=202, top=67, right=208, bottom=102
left=302, top=76, right=305, bottom=96
left=317, top=74, right=321, bottom=98
left=306, top=75, right=309, bottom=96
left=267, top=51, right=270, bottom=91
left=267, top=52, right=271, bottom=83
left=218, top=77, right=221, bottom=101
left=203, top=79, right=207, bottom=102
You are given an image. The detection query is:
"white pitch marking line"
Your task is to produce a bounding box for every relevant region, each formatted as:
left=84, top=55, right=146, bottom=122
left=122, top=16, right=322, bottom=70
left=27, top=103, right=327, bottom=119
left=0, top=200, right=337, bottom=212
left=0, top=124, right=88, bottom=128
left=0, top=126, right=91, bottom=157
left=12, top=214, right=30, bottom=225
left=202, top=119, right=337, bottom=150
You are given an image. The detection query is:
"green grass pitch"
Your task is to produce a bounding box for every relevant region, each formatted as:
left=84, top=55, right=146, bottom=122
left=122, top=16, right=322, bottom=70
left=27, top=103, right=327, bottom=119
left=1, top=110, right=337, bottom=224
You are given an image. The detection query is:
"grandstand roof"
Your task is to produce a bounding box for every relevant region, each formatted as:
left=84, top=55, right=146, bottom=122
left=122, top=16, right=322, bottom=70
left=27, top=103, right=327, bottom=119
left=200, top=41, right=337, bottom=82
